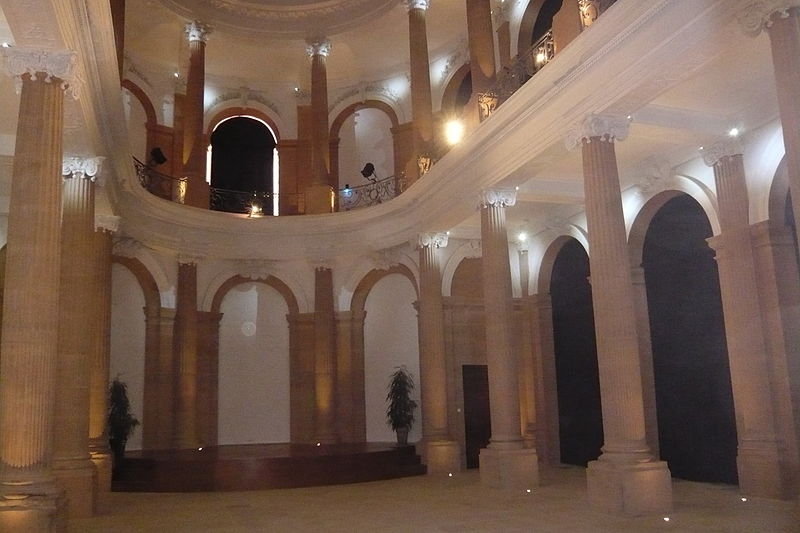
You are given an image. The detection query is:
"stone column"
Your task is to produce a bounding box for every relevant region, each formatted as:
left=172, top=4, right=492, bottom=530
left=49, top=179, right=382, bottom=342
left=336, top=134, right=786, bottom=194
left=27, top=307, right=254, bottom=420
left=0, top=48, right=76, bottom=531
left=418, top=233, right=462, bottom=473
left=565, top=115, right=671, bottom=515
left=313, top=266, right=338, bottom=443
left=466, top=0, right=497, bottom=125
left=88, top=218, right=116, bottom=499
left=52, top=158, right=105, bottom=519
left=304, top=40, right=335, bottom=214
left=182, top=21, right=211, bottom=209
left=629, top=266, right=659, bottom=457
left=516, top=243, right=538, bottom=447
left=173, top=259, right=201, bottom=449
left=478, top=189, right=539, bottom=489
left=494, top=2, right=512, bottom=69
left=701, top=140, right=792, bottom=498
left=530, top=293, right=560, bottom=465
left=404, top=0, right=434, bottom=186
left=156, top=308, right=176, bottom=449
left=739, top=1, right=800, bottom=249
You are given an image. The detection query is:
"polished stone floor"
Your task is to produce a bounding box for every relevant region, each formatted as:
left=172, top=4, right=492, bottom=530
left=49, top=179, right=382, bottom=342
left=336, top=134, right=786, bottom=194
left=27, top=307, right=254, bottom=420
left=70, top=466, right=799, bottom=532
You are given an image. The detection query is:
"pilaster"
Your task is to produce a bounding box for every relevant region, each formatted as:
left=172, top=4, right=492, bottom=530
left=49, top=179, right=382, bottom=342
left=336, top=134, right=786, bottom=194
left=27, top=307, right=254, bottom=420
left=305, top=39, right=334, bottom=213
left=313, top=266, right=338, bottom=443
left=173, top=259, right=201, bottom=448
left=404, top=0, right=434, bottom=186
left=182, top=20, right=211, bottom=208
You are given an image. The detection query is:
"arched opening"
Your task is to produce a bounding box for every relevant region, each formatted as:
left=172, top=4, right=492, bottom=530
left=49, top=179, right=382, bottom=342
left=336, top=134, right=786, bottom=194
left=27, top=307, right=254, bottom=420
left=532, top=0, right=563, bottom=44
left=217, top=282, right=291, bottom=445
left=517, top=0, right=563, bottom=53
left=441, top=65, right=473, bottom=119
left=209, top=116, right=279, bottom=215
left=336, top=108, right=395, bottom=189
left=363, top=273, right=420, bottom=443
left=642, top=194, right=738, bottom=484
left=549, top=238, right=603, bottom=466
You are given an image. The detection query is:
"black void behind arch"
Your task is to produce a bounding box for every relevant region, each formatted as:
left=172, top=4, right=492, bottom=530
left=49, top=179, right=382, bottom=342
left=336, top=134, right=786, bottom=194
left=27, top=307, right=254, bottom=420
left=642, top=194, right=738, bottom=484
left=210, top=116, right=277, bottom=193
left=549, top=238, right=603, bottom=466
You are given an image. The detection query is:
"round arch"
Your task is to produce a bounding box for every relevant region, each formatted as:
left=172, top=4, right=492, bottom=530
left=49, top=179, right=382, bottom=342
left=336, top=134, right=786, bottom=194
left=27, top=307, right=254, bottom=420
left=768, top=158, right=790, bottom=223
left=206, top=106, right=281, bottom=142
left=439, top=63, right=471, bottom=118
left=121, top=79, right=158, bottom=127
left=350, top=264, right=418, bottom=315
left=111, top=255, right=161, bottom=313
left=330, top=100, right=400, bottom=140
left=210, top=275, right=299, bottom=315
left=516, top=0, right=549, bottom=55
left=627, top=190, right=685, bottom=268
left=536, top=234, right=587, bottom=295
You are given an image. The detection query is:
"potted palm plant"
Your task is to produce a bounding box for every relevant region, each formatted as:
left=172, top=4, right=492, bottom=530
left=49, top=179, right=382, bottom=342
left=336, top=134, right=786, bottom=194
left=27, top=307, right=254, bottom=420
left=386, top=366, right=417, bottom=445
left=108, top=377, right=140, bottom=472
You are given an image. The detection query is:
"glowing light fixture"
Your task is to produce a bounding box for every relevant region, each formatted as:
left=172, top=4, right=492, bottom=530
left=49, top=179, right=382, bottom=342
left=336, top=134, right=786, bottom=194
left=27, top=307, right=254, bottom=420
left=663, top=517, right=670, bottom=522
left=444, top=119, right=465, bottom=146
left=518, top=232, right=528, bottom=242
left=728, top=127, right=740, bottom=137
left=1, top=42, right=11, bottom=48
left=173, top=71, right=180, bottom=78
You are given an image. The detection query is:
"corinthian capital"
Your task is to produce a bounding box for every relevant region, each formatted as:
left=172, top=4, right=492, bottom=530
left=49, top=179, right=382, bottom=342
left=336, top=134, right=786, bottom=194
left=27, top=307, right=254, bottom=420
left=95, top=214, right=120, bottom=234
left=185, top=21, right=212, bottom=43
left=564, top=114, right=630, bottom=151
left=738, top=0, right=800, bottom=36
left=1, top=47, right=77, bottom=96
left=403, top=0, right=431, bottom=11
left=480, top=188, right=517, bottom=208
left=62, top=156, right=103, bottom=181
left=306, top=39, right=331, bottom=58
left=418, top=232, right=449, bottom=249
left=700, top=139, right=744, bottom=167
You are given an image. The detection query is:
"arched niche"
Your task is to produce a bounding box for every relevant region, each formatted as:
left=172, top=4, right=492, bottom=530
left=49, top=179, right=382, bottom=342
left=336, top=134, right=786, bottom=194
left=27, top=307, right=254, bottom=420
left=210, top=275, right=299, bottom=315
left=121, top=79, right=157, bottom=162
left=440, top=63, right=472, bottom=118
left=350, top=264, right=418, bottom=316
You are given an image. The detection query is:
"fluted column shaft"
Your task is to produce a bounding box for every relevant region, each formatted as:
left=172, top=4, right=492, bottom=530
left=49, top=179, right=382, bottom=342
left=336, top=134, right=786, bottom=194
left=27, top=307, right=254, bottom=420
left=516, top=248, right=537, bottom=446
left=406, top=2, right=434, bottom=186
left=174, top=262, right=200, bottom=448
left=0, top=71, right=68, bottom=500
left=310, top=47, right=331, bottom=187
left=705, top=147, right=789, bottom=497
left=466, top=0, right=496, bottom=94
left=480, top=203, right=523, bottom=448
left=53, top=167, right=98, bottom=518
left=314, top=267, right=337, bottom=443
left=581, top=137, right=650, bottom=459
left=182, top=22, right=210, bottom=208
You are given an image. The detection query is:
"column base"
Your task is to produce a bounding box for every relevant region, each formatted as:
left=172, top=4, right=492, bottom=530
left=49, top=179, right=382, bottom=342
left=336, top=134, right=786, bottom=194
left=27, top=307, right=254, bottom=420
left=424, top=440, right=462, bottom=474
left=90, top=451, right=112, bottom=510
left=479, top=446, right=539, bottom=490
left=587, top=459, right=672, bottom=516
left=0, top=490, right=66, bottom=532
left=304, top=184, right=335, bottom=214
left=52, top=459, right=96, bottom=518
left=737, top=443, right=793, bottom=499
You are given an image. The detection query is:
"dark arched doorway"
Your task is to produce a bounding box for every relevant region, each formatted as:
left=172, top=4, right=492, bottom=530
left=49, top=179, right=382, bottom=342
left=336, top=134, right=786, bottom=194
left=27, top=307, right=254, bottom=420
left=642, top=194, right=738, bottom=484
left=209, top=116, right=277, bottom=214
left=550, top=238, right=603, bottom=466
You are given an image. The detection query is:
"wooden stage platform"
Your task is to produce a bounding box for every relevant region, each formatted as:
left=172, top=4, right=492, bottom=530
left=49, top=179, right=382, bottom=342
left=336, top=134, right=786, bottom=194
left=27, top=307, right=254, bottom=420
left=113, top=442, right=427, bottom=492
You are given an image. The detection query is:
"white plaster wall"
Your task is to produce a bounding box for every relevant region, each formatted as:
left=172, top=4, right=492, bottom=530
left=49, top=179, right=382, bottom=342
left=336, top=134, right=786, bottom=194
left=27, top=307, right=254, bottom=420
left=218, top=282, right=290, bottom=444
left=338, top=108, right=394, bottom=189
left=339, top=113, right=359, bottom=189
left=109, top=264, right=147, bottom=451
left=364, top=274, right=421, bottom=443
left=123, top=87, right=148, bottom=162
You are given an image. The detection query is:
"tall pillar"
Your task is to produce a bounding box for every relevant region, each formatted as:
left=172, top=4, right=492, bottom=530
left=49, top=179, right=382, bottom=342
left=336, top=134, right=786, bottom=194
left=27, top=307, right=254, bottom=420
left=465, top=0, right=497, bottom=125
left=739, top=2, right=800, bottom=249
left=313, top=266, right=338, bottom=443
left=701, top=140, right=792, bottom=498
left=182, top=21, right=211, bottom=209
left=305, top=40, right=335, bottom=214
left=88, top=218, right=116, bottom=500
left=565, top=115, right=672, bottom=515
left=418, top=233, right=462, bottom=473
left=173, top=259, right=201, bottom=449
left=530, top=293, right=560, bottom=465
left=404, top=0, right=434, bottom=186
left=629, top=266, right=659, bottom=457
left=478, top=189, right=539, bottom=489
left=0, top=47, right=76, bottom=531
left=516, top=243, right=538, bottom=447
left=52, top=158, right=104, bottom=519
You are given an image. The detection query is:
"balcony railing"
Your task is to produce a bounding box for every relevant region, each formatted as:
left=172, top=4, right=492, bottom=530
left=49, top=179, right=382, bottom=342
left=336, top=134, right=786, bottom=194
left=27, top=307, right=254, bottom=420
left=134, top=158, right=187, bottom=204
left=338, top=175, right=405, bottom=211
left=209, top=188, right=306, bottom=216
left=486, top=29, right=555, bottom=112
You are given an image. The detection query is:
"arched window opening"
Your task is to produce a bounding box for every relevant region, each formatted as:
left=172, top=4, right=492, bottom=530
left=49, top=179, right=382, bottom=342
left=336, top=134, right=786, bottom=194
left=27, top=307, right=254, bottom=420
left=531, top=0, right=563, bottom=46
left=209, top=116, right=279, bottom=215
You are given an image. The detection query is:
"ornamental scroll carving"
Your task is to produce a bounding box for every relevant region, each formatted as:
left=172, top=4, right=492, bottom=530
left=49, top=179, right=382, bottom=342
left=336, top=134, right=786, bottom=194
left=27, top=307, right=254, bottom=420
left=306, top=39, right=331, bottom=58
left=185, top=20, right=212, bottom=42
left=403, top=0, right=431, bottom=11
left=477, top=92, right=498, bottom=121
left=62, top=156, right=103, bottom=181
left=700, top=139, right=744, bottom=167
left=479, top=188, right=517, bottom=208
left=738, top=0, right=800, bottom=36
left=418, top=232, right=449, bottom=249
left=564, top=114, right=630, bottom=151
left=1, top=47, right=78, bottom=97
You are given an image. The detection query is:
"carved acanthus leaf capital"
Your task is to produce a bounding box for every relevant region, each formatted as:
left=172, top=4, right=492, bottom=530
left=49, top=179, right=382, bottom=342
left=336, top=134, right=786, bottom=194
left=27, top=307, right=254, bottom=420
left=62, top=156, right=103, bottom=181
left=403, top=0, right=431, bottom=11
left=185, top=21, right=212, bottom=43
left=306, top=39, right=331, bottom=58
left=480, top=188, right=517, bottom=208
left=236, top=259, right=275, bottom=280
left=564, top=114, right=630, bottom=151
left=700, top=139, right=744, bottom=167
left=738, top=0, right=800, bottom=36
left=418, top=232, right=449, bottom=249
left=95, top=214, right=120, bottom=234
left=2, top=47, right=78, bottom=97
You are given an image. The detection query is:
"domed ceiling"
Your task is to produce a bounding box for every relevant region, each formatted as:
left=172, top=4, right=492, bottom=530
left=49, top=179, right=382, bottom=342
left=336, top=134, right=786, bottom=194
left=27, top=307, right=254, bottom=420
left=160, top=0, right=399, bottom=39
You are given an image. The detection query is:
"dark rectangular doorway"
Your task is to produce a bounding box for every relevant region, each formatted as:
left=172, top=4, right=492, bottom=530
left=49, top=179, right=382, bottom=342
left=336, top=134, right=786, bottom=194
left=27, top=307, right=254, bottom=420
left=462, top=365, right=491, bottom=469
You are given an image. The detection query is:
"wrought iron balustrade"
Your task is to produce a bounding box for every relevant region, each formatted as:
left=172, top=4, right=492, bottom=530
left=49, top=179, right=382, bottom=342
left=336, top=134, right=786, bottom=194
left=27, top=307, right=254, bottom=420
left=489, top=29, right=555, bottom=108
left=338, top=174, right=405, bottom=211
left=209, top=188, right=306, bottom=216
left=133, top=157, right=187, bottom=204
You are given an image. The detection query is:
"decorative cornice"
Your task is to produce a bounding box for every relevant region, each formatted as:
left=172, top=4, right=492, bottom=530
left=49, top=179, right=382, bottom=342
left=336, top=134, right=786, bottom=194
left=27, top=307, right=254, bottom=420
left=418, top=232, right=449, bottom=249
left=185, top=20, right=212, bottom=43
left=306, top=39, right=331, bottom=58
left=236, top=259, right=275, bottom=280
left=403, top=0, right=431, bottom=11
left=1, top=47, right=78, bottom=97
left=700, top=139, right=744, bottom=167
left=564, top=114, right=630, bottom=151
left=738, top=1, right=800, bottom=36
left=95, top=214, right=120, bottom=234
left=479, top=188, right=517, bottom=208
left=62, top=156, right=103, bottom=181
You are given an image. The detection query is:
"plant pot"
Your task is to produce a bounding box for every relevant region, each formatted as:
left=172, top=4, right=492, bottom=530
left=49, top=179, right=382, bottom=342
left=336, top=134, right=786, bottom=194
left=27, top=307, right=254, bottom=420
left=396, top=427, right=409, bottom=446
